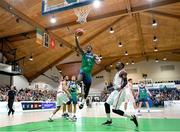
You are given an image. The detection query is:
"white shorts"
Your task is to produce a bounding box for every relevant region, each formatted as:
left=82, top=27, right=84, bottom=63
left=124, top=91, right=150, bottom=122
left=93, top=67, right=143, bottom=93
left=106, top=90, right=119, bottom=105
left=56, top=93, right=69, bottom=107
left=113, top=89, right=126, bottom=109
left=124, top=93, right=135, bottom=103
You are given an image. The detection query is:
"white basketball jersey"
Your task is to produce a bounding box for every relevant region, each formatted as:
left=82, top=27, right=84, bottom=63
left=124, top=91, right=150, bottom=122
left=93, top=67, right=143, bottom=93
left=113, top=69, right=126, bottom=90
left=57, top=81, right=63, bottom=93
left=125, top=82, right=133, bottom=95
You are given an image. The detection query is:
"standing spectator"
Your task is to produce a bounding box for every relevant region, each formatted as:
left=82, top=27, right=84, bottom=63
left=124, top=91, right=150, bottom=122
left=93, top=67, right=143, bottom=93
left=7, top=86, right=16, bottom=116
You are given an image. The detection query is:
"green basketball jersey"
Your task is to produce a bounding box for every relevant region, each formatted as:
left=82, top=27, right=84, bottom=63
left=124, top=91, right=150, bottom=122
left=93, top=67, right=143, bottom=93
left=139, top=87, right=148, bottom=99
left=69, top=81, right=78, bottom=94
left=81, top=53, right=95, bottom=74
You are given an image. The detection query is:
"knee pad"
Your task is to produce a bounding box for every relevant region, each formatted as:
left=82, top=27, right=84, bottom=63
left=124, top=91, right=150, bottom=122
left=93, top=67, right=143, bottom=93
left=112, top=109, right=124, bottom=116
left=104, top=102, right=110, bottom=113
left=66, top=101, right=71, bottom=105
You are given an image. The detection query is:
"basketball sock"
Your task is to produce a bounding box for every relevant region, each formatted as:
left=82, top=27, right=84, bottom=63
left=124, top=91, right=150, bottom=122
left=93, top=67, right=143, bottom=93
left=50, top=113, right=54, bottom=119
left=69, top=112, right=72, bottom=117
left=124, top=113, right=131, bottom=118
left=82, top=98, right=86, bottom=104
left=107, top=113, right=111, bottom=121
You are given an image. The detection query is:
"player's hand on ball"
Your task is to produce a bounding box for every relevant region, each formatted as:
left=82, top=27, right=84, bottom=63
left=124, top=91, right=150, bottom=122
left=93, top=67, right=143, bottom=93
left=94, top=55, right=101, bottom=64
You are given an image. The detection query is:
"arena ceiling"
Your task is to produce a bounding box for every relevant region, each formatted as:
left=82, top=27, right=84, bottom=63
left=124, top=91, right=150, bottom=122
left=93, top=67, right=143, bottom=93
left=0, top=0, right=180, bottom=80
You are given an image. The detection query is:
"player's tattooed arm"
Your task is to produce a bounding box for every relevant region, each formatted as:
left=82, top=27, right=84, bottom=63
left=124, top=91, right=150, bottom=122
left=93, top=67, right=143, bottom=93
left=119, top=71, right=128, bottom=90
left=75, top=36, right=84, bottom=55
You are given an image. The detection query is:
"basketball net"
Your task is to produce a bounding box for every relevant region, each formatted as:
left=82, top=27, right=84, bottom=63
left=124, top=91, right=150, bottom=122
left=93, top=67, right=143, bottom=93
left=73, top=1, right=91, bottom=24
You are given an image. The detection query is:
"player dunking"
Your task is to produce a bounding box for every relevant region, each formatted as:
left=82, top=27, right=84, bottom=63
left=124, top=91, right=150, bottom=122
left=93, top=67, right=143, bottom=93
left=102, top=62, right=138, bottom=127
left=49, top=76, right=71, bottom=122
left=75, top=32, right=101, bottom=109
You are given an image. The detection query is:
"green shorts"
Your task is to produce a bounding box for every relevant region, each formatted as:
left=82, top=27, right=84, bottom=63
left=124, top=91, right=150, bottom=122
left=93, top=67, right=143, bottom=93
left=70, top=92, right=78, bottom=104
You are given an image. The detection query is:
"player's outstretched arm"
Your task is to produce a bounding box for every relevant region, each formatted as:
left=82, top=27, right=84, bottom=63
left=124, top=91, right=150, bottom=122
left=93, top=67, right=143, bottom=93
left=75, top=36, right=84, bottom=55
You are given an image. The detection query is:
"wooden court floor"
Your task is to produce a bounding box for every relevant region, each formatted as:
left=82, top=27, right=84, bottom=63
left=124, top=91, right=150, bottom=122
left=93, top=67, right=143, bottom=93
left=0, top=105, right=180, bottom=131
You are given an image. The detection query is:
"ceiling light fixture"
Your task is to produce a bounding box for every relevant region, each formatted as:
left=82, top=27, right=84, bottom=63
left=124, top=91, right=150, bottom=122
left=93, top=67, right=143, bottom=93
left=155, top=58, right=159, bottom=63
left=132, top=61, right=135, bottom=65
left=109, top=27, right=114, bottom=33
left=163, top=58, right=167, bottom=61
left=93, top=0, right=101, bottom=8
left=125, top=51, right=128, bottom=56
left=153, top=36, right=158, bottom=42
left=154, top=47, right=158, bottom=52
left=29, top=55, right=33, bottom=61
left=118, top=42, right=123, bottom=47
left=50, top=15, right=57, bottom=24
left=152, top=19, right=157, bottom=27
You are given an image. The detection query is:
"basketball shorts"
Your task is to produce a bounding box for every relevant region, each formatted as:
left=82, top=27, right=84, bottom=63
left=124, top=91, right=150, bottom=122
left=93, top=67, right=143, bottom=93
left=112, top=89, right=126, bottom=110
left=106, top=90, right=119, bottom=105
left=80, top=69, right=92, bottom=85
left=56, top=93, right=69, bottom=107
left=70, top=92, right=78, bottom=104
left=139, top=97, right=148, bottom=102
left=124, top=89, right=135, bottom=103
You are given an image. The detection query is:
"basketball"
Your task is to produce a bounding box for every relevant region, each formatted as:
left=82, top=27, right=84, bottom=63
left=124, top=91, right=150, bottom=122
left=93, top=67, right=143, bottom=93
left=75, top=28, right=84, bottom=36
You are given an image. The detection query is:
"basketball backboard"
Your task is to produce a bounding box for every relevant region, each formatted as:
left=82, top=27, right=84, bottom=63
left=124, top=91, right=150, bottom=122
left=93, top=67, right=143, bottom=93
left=42, top=0, right=96, bottom=15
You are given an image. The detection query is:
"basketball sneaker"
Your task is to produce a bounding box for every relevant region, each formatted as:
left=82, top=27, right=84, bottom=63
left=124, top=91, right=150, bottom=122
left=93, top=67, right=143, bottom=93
left=62, top=113, right=69, bottom=119
left=12, top=110, right=15, bottom=115
left=73, top=115, right=77, bottom=120
left=65, top=114, right=70, bottom=119
left=102, top=120, right=112, bottom=125
left=48, top=117, right=53, bottom=122
left=130, top=115, right=138, bottom=127
left=79, top=103, right=84, bottom=109
left=69, top=116, right=76, bottom=122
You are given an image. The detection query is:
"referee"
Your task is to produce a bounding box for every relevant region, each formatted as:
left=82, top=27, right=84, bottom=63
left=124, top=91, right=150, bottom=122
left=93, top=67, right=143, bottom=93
left=7, top=86, right=16, bottom=116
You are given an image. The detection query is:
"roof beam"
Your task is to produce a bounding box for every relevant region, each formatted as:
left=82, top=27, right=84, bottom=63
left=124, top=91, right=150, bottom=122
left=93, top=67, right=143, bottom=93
left=28, top=16, right=126, bottom=81
left=132, top=0, right=180, bottom=13
left=102, top=48, right=180, bottom=60
left=28, top=50, right=72, bottom=81
left=134, top=13, right=146, bottom=56
left=146, top=10, right=180, bottom=19
left=0, top=0, right=75, bottom=50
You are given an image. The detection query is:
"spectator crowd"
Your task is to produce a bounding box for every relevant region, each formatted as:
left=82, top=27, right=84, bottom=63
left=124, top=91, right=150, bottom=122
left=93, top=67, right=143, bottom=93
left=1, top=83, right=180, bottom=107
left=100, top=82, right=180, bottom=107
left=0, top=85, right=56, bottom=102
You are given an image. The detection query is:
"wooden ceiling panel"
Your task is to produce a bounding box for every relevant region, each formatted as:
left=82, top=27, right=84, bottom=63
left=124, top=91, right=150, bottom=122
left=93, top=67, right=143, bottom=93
left=0, top=7, right=34, bottom=38
left=0, top=0, right=179, bottom=80
left=131, top=0, right=170, bottom=8
left=53, top=16, right=120, bottom=46
left=92, top=0, right=126, bottom=16
left=154, top=3, right=180, bottom=16
left=140, top=13, right=180, bottom=53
